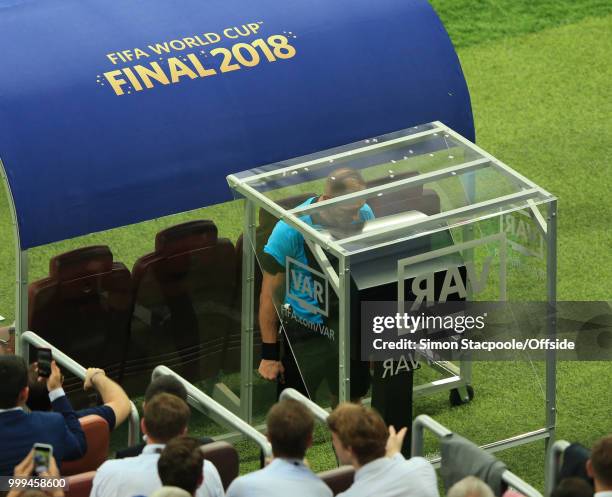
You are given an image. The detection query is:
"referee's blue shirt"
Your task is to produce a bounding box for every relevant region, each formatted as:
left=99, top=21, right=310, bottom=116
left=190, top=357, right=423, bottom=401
left=263, top=197, right=374, bottom=322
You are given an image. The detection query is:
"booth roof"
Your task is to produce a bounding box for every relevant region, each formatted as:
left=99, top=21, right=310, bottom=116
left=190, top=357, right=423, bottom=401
left=0, top=0, right=473, bottom=249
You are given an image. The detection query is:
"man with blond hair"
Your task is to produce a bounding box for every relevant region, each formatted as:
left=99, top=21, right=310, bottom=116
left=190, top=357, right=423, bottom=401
left=447, top=476, right=494, bottom=497
left=327, top=403, right=438, bottom=497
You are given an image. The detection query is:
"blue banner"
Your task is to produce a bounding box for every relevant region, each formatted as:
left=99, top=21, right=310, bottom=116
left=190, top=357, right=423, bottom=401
left=0, top=0, right=473, bottom=249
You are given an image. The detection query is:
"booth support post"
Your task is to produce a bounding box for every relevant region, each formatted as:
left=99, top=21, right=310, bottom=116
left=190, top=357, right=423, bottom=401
left=459, top=168, right=477, bottom=396
left=0, top=158, right=27, bottom=357
left=15, top=250, right=28, bottom=358
left=240, top=199, right=256, bottom=423
left=544, top=199, right=557, bottom=496
left=338, top=255, right=351, bottom=402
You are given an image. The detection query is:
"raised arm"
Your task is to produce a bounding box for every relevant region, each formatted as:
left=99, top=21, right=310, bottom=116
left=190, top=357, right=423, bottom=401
left=46, top=361, right=87, bottom=459
left=84, top=368, right=131, bottom=428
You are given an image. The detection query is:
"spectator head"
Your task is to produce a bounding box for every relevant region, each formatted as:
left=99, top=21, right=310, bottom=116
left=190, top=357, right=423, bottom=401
left=587, top=435, right=612, bottom=491
left=158, top=436, right=204, bottom=495
left=266, top=399, right=314, bottom=459
left=142, top=393, right=190, bottom=444
left=145, top=375, right=188, bottom=406
left=0, top=354, right=29, bottom=408
left=327, top=403, right=387, bottom=468
left=26, top=365, right=52, bottom=411
left=447, top=476, right=495, bottom=497
left=551, top=477, right=593, bottom=497
left=150, top=487, right=192, bottom=497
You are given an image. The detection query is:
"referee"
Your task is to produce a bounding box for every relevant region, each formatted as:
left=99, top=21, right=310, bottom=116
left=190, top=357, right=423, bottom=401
left=257, top=167, right=373, bottom=401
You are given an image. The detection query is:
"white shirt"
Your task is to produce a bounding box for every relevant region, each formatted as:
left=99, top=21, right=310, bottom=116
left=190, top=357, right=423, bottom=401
left=90, top=444, right=224, bottom=497
left=226, top=458, right=332, bottom=497
left=337, top=454, right=439, bottom=497
left=594, top=492, right=612, bottom=497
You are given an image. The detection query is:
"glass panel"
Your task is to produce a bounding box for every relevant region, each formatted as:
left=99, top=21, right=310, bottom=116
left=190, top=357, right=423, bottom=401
left=248, top=197, right=342, bottom=407
left=233, top=123, right=441, bottom=184
left=230, top=121, right=555, bottom=439
left=337, top=195, right=552, bottom=256
left=26, top=199, right=245, bottom=407
left=240, top=128, right=484, bottom=202
left=231, top=122, right=555, bottom=258
left=405, top=213, right=549, bottom=442
left=239, top=226, right=279, bottom=421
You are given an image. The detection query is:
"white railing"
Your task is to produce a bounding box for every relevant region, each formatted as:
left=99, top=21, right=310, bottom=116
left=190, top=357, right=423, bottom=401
left=545, top=440, right=570, bottom=496
left=279, top=388, right=330, bottom=422
left=412, top=415, right=543, bottom=497
left=152, top=365, right=272, bottom=458
left=20, top=330, right=140, bottom=446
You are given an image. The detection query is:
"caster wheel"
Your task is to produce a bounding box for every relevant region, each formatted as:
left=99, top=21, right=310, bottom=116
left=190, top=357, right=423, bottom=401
left=449, top=385, right=474, bottom=406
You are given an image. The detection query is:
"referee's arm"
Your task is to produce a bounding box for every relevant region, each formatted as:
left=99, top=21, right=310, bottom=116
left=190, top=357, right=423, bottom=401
left=258, top=269, right=286, bottom=380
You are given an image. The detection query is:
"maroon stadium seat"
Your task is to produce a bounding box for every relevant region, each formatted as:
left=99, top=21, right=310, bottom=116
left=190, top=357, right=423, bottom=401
left=28, top=246, right=132, bottom=403
left=201, top=441, right=240, bottom=490
left=413, top=188, right=441, bottom=216
left=123, top=220, right=236, bottom=394
left=65, top=471, right=96, bottom=497
left=365, top=171, right=441, bottom=217
left=61, top=415, right=110, bottom=475
left=319, top=466, right=355, bottom=495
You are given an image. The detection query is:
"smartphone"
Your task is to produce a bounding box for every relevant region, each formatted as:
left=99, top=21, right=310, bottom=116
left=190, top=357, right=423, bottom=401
left=33, top=443, right=52, bottom=476
left=37, top=348, right=52, bottom=378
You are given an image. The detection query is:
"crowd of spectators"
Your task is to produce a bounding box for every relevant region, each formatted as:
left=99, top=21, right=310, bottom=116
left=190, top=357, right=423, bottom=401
left=1, top=353, right=611, bottom=497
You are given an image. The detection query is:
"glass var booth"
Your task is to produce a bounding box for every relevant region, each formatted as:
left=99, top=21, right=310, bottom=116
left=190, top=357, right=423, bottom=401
left=228, top=121, right=557, bottom=456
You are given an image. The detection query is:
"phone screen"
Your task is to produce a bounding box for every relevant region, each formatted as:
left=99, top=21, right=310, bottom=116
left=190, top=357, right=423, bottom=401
left=33, top=444, right=51, bottom=476
left=37, top=348, right=52, bottom=378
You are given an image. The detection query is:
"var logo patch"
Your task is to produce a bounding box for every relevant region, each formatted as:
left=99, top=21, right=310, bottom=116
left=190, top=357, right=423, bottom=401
left=286, top=257, right=329, bottom=317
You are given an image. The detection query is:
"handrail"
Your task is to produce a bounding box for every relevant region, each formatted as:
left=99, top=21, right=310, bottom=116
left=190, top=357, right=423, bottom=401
left=20, top=330, right=141, bottom=446
left=545, top=440, right=570, bottom=496
left=152, top=365, right=272, bottom=459
left=412, top=415, right=543, bottom=497
left=279, top=388, right=329, bottom=423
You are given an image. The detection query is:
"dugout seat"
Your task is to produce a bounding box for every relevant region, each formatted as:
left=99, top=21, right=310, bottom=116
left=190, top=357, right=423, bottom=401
left=123, top=220, right=236, bottom=394
left=201, top=441, right=240, bottom=490
left=28, top=246, right=132, bottom=404
left=65, top=471, right=96, bottom=497
left=365, top=171, right=441, bottom=217
left=61, top=415, right=110, bottom=475
left=319, top=466, right=355, bottom=495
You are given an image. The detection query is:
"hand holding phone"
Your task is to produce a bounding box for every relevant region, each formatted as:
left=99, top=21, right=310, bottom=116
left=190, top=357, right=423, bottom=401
left=46, top=360, right=63, bottom=392
left=36, top=348, right=52, bottom=378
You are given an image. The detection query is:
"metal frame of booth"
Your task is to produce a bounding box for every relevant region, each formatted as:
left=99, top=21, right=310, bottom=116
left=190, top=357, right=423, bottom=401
left=0, top=158, right=27, bottom=355
left=228, top=120, right=558, bottom=463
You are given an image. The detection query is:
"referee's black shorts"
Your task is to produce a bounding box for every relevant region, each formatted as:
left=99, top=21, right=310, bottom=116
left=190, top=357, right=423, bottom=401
left=277, top=314, right=371, bottom=401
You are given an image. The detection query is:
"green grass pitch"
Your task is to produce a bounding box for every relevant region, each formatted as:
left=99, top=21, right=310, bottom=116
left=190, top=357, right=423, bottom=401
left=1, top=0, right=611, bottom=491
